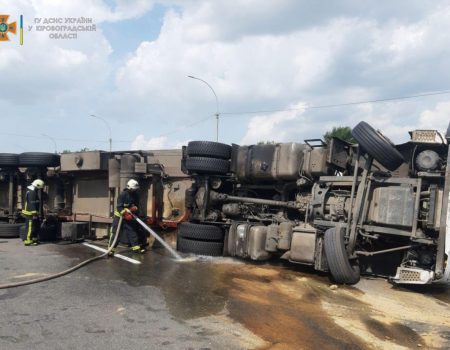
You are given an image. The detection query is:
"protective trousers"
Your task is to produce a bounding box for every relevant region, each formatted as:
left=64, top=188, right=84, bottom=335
left=24, top=216, right=40, bottom=244
left=109, top=217, right=139, bottom=249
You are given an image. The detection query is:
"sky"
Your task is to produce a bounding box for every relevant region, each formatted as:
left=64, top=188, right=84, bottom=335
left=1, top=0, right=450, bottom=153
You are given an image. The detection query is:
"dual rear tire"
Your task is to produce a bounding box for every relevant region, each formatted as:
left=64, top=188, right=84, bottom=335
left=0, top=152, right=60, bottom=167
left=0, top=223, right=25, bottom=238
left=185, top=141, right=231, bottom=175
left=177, top=222, right=224, bottom=256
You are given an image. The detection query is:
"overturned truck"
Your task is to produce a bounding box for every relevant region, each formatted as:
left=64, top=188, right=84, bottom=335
left=180, top=121, right=450, bottom=285
left=0, top=150, right=190, bottom=241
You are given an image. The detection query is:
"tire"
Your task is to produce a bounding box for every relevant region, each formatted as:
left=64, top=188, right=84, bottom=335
left=0, top=223, right=25, bottom=238
left=19, top=152, right=60, bottom=167
left=39, top=222, right=59, bottom=241
left=324, top=227, right=360, bottom=284
left=351, top=121, right=404, bottom=171
left=178, top=222, right=224, bottom=241
left=177, top=236, right=224, bottom=256
left=0, top=153, right=19, bottom=167
left=187, top=141, right=232, bottom=160
left=185, top=156, right=230, bottom=174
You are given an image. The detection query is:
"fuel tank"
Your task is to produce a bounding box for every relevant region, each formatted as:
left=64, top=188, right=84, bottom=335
left=233, top=143, right=307, bottom=182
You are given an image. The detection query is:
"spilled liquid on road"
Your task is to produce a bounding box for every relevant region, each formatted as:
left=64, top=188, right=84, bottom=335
left=57, top=242, right=449, bottom=349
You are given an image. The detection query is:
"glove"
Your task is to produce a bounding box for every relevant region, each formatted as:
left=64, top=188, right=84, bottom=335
left=130, top=206, right=138, bottom=213
left=123, top=212, right=133, bottom=221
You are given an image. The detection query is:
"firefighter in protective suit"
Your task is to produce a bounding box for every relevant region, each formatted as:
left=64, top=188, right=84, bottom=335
left=21, top=179, right=45, bottom=246
left=108, top=179, right=145, bottom=254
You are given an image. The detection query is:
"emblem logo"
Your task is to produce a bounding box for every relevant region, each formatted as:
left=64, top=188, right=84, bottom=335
left=0, top=14, right=16, bottom=41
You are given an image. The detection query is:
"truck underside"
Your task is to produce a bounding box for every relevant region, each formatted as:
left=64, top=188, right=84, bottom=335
left=181, top=121, right=450, bottom=285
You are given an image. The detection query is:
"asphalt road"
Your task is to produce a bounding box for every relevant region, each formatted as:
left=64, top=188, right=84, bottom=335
left=0, top=237, right=449, bottom=350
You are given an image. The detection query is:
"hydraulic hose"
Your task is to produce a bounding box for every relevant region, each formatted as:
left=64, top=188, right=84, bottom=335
left=0, top=217, right=123, bottom=290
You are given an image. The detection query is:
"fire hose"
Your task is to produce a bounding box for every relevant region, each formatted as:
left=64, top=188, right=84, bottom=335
left=0, top=212, right=191, bottom=290
left=0, top=216, right=124, bottom=290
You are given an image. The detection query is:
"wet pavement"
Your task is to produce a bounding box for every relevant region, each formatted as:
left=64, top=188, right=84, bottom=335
left=0, top=236, right=449, bottom=349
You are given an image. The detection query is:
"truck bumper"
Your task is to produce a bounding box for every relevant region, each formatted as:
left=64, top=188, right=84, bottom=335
left=391, top=267, right=435, bottom=285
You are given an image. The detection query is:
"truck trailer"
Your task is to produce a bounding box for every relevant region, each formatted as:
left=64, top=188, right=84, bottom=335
left=0, top=149, right=190, bottom=241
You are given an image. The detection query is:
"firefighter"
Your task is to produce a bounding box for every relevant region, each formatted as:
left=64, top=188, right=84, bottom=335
left=108, top=179, right=146, bottom=254
left=21, top=179, right=45, bottom=246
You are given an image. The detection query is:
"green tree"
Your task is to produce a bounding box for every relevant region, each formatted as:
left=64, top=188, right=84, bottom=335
left=323, top=126, right=355, bottom=144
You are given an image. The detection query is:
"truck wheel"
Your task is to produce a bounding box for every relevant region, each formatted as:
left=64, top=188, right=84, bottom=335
left=324, top=227, right=360, bottom=284
left=0, top=223, right=25, bottom=238
left=19, top=152, right=60, bottom=167
left=177, top=236, right=224, bottom=256
left=178, top=222, right=224, bottom=241
left=187, top=141, right=232, bottom=160
left=0, top=153, right=19, bottom=167
left=351, top=121, right=404, bottom=171
left=185, top=156, right=230, bottom=174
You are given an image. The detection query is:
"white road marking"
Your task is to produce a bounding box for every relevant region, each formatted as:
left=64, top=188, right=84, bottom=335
left=82, top=242, right=141, bottom=265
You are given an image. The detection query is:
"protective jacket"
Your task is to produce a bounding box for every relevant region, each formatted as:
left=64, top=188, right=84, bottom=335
left=114, top=189, right=139, bottom=217
left=22, top=185, right=40, bottom=217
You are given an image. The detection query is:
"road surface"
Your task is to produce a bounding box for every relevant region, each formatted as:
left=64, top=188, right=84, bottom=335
left=0, top=236, right=449, bottom=349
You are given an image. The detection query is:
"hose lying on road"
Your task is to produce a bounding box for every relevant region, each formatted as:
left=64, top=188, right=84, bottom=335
left=0, top=217, right=124, bottom=290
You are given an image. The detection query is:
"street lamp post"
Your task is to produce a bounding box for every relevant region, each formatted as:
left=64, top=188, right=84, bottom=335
left=90, top=114, right=112, bottom=153
left=187, top=75, right=220, bottom=142
left=41, top=133, right=57, bottom=154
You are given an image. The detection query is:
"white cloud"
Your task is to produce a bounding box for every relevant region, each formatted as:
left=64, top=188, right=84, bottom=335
left=130, top=135, right=190, bottom=149
left=167, top=0, right=442, bottom=42
left=29, top=0, right=154, bottom=23
left=55, top=48, right=88, bottom=66
left=240, top=103, right=306, bottom=144
left=113, top=12, right=353, bottom=123
left=2, top=0, right=450, bottom=152
left=419, top=101, right=450, bottom=132
left=111, top=0, right=155, bottom=21
left=0, top=48, right=24, bottom=70
left=112, top=4, right=450, bottom=146
left=131, top=135, right=168, bottom=149
left=0, top=0, right=115, bottom=104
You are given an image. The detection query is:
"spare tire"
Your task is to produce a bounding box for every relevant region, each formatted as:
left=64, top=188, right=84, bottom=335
left=185, top=157, right=229, bottom=174
left=187, top=141, right=232, bottom=160
left=177, top=236, right=224, bottom=256
left=178, top=222, right=224, bottom=241
left=0, top=223, right=25, bottom=238
left=0, top=153, right=19, bottom=167
left=19, top=152, right=60, bottom=167
left=324, top=227, right=360, bottom=284
left=351, top=121, right=404, bottom=171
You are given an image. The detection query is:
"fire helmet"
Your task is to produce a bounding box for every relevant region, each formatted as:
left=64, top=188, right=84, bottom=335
left=126, top=179, right=139, bottom=190
left=32, top=179, right=45, bottom=189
